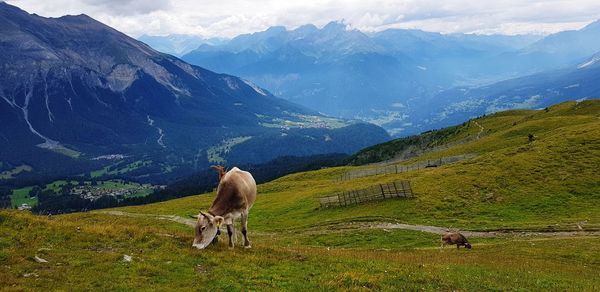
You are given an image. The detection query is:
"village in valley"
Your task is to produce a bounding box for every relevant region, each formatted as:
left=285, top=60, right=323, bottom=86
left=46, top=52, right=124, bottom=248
left=12, top=179, right=163, bottom=211
left=69, top=181, right=159, bottom=201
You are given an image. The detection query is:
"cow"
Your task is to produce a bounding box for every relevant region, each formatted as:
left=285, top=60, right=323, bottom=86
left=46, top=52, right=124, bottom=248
left=193, top=167, right=257, bottom=249
left=441, top=231, right=472, bottom=249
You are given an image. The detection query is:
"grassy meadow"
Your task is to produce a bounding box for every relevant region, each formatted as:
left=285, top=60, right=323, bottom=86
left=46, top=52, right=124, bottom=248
left=1, top=100, right=599, bottom=290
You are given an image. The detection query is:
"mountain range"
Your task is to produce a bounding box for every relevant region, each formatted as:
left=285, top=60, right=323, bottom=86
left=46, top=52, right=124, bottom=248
left=0, top=3, right=389, bottom=183
left=137, top=34, right=226, bottom=57
left=174, top=20, right=600, bottom=136
left=407, top=52, right=600, bottom=133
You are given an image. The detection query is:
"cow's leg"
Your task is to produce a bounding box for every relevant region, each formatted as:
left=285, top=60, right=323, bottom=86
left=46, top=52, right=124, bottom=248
left=241, top=211, right=251, bottom=248
left=227, top=224, right=235, bottom=248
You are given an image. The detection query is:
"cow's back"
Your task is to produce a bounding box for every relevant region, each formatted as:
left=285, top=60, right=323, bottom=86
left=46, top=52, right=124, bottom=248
left=228, top=168, right=257, bottom=209
left=209, top=167, right=257, bottom=215
left=442, top=232, right=467, bottom=244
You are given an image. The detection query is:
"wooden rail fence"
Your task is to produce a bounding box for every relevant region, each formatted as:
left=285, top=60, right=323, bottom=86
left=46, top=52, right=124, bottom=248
left=319, top=180, right=413, bottom=208
left=336, top=154, right=475, bottom=181
left=377, top=136, right=480, bottom=166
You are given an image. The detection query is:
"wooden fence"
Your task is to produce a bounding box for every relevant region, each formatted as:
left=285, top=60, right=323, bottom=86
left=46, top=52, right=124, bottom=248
left=319, top=180, right=413, bottom=208
left=376, top=136, right=480, bottom=166
left=336, top=154, right=475, bottom=181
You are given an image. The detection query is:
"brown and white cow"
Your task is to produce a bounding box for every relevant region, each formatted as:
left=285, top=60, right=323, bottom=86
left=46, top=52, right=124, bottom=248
left=193, top=167, right=257, bottom=249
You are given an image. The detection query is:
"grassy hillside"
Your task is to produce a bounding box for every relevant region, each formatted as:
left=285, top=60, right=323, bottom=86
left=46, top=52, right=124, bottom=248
left=1, top=100, right=599, bottom=290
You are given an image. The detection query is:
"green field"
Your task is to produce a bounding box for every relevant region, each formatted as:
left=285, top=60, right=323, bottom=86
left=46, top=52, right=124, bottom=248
left=94, top=180, right=154, bottom=198
left=207, top=136, right=253, bottom=164
left=9, top=180, right=154, bottom=208
left=49, top=145, right=81, bottom=158
left=1, top=100, right=599, bottom=290
left=9, top=186, right=37, bottom=208
left=91, top=160, right=152, bottom=178
left=0, top=164, right=32, bottom=179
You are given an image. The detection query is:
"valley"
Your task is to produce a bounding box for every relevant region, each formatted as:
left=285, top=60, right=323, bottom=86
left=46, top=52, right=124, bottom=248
left=180, top=20, right=600, bottom=137
left=1, top=100, right=598, bottom=290
left=1, top=2, right=599, bottom=290
left=9, top=179, right=161, bottom=209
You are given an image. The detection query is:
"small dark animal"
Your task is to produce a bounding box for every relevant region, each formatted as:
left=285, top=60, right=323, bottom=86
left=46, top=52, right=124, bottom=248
left=441, top=231, right=472, bottom=249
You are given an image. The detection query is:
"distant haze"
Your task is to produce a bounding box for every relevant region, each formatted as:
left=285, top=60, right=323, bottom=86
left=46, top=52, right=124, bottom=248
left=5, top=0, right=600, bottom=38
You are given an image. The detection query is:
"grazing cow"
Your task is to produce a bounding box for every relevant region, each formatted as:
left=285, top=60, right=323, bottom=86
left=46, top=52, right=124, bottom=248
left=441, top=231, right=472, bottom=249
left=193, top=167, right=257, bottom=249
left=211, top=165, right=227, bottom=181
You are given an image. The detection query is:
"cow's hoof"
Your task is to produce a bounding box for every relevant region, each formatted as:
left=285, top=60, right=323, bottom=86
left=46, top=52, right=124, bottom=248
left=244, top=245, right=252, bottom=249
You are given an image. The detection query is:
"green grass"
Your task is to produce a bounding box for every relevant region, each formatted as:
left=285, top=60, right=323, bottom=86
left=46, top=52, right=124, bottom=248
left=1, top=211, right=598, bottom=290
left=44, top=180, right=74, bottom=192
left=46, top=145, right=81, bottom=158
left=91, top=160, right=152, bottom=178
left=10, top=186, right=37, bottom=208
left=11, top=180, right=154, bottom=206
left=1, top=100, right=599, bottom=290
left=207, top=136, right=253, bottom=164
left=0, top=164, right=32, bottom=179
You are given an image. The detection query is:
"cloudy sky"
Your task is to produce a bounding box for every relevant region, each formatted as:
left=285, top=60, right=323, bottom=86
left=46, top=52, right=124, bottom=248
left=6, top=0, right=600, bottom=38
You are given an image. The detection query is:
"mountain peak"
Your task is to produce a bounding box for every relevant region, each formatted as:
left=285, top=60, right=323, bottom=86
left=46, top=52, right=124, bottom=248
left=322, top=21, right=347, bottom=32
left=57, top=13, right=102, bottom=25
left=0, top=1, right=27, bottom=15
left=264, top=25, right=286, bottom=35
left=294, top=24, right=318, bottom=34
left=582, top=19, right=600, bottom=31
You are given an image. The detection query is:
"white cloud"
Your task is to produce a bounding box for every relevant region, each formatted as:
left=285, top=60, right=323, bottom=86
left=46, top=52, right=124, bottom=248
left=5, top=0, right=600, bottom=38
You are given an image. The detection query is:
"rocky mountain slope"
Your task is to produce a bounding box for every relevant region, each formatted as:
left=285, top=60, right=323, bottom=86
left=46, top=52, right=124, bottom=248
left=0, top=3, right=389, bottom=182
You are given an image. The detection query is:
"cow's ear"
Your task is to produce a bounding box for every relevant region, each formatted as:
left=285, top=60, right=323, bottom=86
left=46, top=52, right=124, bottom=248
left=213, top=216, right=224, bottom=227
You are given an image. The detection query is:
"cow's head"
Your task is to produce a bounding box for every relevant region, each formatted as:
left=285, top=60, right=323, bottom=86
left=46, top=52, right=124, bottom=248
left=465, top=242, right=472, bottom=249
left=192, top=211, right=224, bottom=249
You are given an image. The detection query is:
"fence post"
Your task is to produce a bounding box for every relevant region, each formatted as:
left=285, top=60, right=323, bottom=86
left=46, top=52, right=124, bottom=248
left=392, top=181, right=399, bottom=198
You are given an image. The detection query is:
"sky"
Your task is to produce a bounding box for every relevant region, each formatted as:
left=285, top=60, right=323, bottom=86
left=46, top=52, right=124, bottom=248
left=6, top=0, right=600, bottom=38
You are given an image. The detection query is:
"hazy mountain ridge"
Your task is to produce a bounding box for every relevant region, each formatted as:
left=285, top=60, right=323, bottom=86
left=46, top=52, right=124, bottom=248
left=137, top=34, right=226, bottom=56
left=179, top=21, right=550, bottom=135
left=407, top=53, right=600, bottom=133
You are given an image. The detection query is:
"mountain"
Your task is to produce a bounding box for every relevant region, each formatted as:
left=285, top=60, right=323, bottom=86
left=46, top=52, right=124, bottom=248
left=182, top=22, right=540, bottom=135
left=517, top=20, right=600, bottom=70
left=402, top=52, right=600, bottom=134
left=0, top=3, right=389, bottom=183
left=137, top=34, right=226, bottom=56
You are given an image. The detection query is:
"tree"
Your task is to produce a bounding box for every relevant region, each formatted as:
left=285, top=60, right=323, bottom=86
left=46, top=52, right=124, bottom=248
left=29, top=186, right=43, bottom=198
left=0, top=187, right=12, bottom=208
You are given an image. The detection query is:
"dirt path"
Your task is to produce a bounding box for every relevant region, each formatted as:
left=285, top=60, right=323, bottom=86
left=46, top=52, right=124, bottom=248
left=290, top=221, right=600, bottom=238
left=473, top=120, right=485, bottom=139
left=371, top=222, right=600, bottom=238
left=97, top=210, right=599, bottom=238
left=96, top=210, right=196, bottom=227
